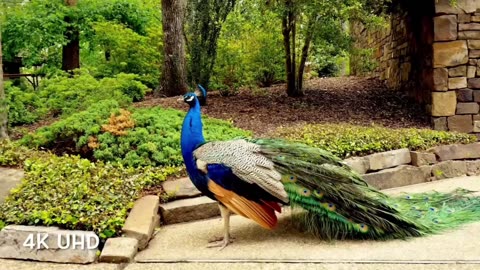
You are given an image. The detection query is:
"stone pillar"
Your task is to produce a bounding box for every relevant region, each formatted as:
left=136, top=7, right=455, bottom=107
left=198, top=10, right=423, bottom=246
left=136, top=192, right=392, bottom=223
left=432, top=0, right=480, bottom=135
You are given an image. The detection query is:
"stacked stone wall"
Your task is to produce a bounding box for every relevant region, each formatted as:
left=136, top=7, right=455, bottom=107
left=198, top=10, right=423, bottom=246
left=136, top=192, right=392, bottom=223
left=432, top=0, right=480, bottom=135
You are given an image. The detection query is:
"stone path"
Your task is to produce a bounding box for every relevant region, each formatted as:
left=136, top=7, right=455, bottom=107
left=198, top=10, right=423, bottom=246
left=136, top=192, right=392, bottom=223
left=0, top=168, right=24, bottom=203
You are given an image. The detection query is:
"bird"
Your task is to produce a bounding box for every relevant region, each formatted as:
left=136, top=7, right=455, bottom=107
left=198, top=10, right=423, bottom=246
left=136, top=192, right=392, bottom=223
left=180, top=86, right=480, bottom=249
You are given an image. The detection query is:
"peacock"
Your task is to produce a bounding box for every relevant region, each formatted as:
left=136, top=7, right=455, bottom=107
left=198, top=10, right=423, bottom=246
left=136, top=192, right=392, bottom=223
left=180, top=86, right=480, bottom=249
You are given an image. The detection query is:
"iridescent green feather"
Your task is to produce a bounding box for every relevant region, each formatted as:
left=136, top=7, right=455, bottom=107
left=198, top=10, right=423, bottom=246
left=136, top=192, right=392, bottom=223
left=252, top=138, right=480, bottom=240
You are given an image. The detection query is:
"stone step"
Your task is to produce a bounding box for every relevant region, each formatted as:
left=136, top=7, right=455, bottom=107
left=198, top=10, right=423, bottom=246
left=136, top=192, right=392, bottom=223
left=162, top=177, right=201, bottom=199
left=160, top=196, right=219, bottom=225
left=122, top=195, right=160, bottom=250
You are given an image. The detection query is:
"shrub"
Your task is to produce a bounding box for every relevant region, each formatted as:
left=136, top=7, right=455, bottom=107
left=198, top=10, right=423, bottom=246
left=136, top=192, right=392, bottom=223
left=100, top=73, right=149, bottom=102
left=5, top=82, right=47, bottom=126
left=0, top=140, right=49, bottom=167
left=37, top=71, right=134, bottom=117
left=21, top=105, right=251, bottom=167
left=275, top=124, right=477, bottom=158
left=0, top=154, right=181, bottom=238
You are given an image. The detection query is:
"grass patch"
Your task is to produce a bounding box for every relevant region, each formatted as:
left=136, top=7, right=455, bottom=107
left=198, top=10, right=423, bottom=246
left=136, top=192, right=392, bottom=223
left=275, top=123, right=477, bottom=158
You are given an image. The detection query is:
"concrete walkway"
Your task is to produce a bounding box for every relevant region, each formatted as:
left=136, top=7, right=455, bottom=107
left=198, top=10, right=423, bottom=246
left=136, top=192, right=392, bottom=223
left=135, top=176, right=480, bottom=263
left=0, top=167, right=24, bottom=203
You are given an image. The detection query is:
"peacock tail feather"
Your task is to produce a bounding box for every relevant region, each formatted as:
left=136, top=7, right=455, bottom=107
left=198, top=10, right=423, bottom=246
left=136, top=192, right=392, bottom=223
left=253, top=138, right=480, bottom=240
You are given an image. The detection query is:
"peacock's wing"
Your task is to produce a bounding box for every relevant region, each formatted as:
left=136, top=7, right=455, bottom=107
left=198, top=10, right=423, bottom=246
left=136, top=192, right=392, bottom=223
left=193, top=139, right=286, bottom=229
left=252, top=138, right=428, bottom=240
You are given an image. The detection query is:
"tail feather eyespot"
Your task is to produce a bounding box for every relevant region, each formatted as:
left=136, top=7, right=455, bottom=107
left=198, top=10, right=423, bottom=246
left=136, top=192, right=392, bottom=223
left=313, top=190, right=324, bottom=199
left=322, top=202, right=336, bottom=211
left=297, top=187, right=311, bottom=197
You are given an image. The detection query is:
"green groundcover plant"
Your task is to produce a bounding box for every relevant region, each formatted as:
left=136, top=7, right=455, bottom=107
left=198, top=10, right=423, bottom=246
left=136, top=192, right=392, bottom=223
left=275, top=123, right=477, bottom=158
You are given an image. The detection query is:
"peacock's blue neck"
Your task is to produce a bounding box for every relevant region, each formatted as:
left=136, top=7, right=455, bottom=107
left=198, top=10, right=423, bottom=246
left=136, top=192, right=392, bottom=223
left=180, top=98, right=211, bottom=195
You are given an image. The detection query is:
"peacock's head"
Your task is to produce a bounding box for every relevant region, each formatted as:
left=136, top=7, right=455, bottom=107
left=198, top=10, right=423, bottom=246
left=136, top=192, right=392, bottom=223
left=182, top=84, right=207, bottom=107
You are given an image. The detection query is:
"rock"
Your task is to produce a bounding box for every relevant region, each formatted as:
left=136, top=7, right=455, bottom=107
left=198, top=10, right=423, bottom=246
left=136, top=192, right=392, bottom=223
left=343, top=157, right=369, bottom=174
left=434, top=15, right=458, bottom=41
left=474, top=120, right=480, bottom=132
left=468, top=66, right=477, bottom=78
left=431, top=91, right=457, bottom=116
left=469, top=59, right=478, bottom=65
left=473, top=16, right=480, bottom=22
left=470, top=50, right=480, bottom=58
left=431, top=161, right=467, bottom=180
left=434, top=68, right=449, bottom=91
left=432, top=143, right=480, bottom=161
left=459, top=31, right=480, bottom=39
left=457, top=89, right=473, bottom=101
left=410, top=151, right=437, bottom=166
left=449, top=66, right=467, bottom=77
left=468, top=40, right=480, bottom=49
left=448, top=77, right=467, bottom=89
left=448, top=115, right=473, bottom=133
left=459, top=14, right=472, bottom=23
left=433, top=41, right=468, bottom=67
left=160, top=196, right=219, bottom=224
left=0, top=225, right=98, bottom=264
left=420, top=165, right=433, bottom=181
left=362, top=166, right=428, bottom=190
left=456, top=102, right=480, bottom=114
left=162, top=177, right=201, bottom=199
left=122, top=195, right=159, bottom=250
left=0, top=168, right=24, bottom=204
left=474, top=90, right=480, bottom=101
left=468, top=78, right=480, bottom=89
left=367, top=148, right=411, bottom=171
left=99, top=237, right=138, bottom=263
left=432, top=117, right=448, bottom=131
left=466, top=160, right=480, bottom=176
left=459, top=23, right=480, bottom=31
left=436, top=0, right=480, bottom=14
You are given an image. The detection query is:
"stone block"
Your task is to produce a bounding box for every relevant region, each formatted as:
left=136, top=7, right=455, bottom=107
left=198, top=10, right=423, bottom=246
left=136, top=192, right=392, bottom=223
left=432, top=143, right=480, bottom=161
left=162, top=177, right=202, bottom=199
left=0, top=226, right=98, bottom=263
left=435, top=0, right=460, bottom=14
left=468, top=78, right=480, bottom=89
left=448, top=115, right=473, bottom=133
left=456, top=102, right=480, bottom=114
left=363, top=166, right=428, bottom=190
left=431, top=161, right=467, bottom=180
left=449, top=66, right=467, bottom=77
left=468, top=66, right=477, bottom=78
left=474, top=90, right=480, bottom=101
left=433, top=41, right=468, bottom=67
left=99, top=237, right=138, bottom=263
left=367, top=148, right=411, bottom=171
left=160, top=196, right=220, bottom=224
left=434, top=68, right=449, bottom=91
left=449, top=77, right=467, bottom=89
left=459, top=14, right=472, bottom=23
left=469, top=40, right=480, bottom=49
left=474, top=120, right=480, bottom=132
left=457, top=89, right=473, bottom=101
left=466, top=160, right=480, bottom=175
left=459, top=23, right=480, bottom=31
left=122, top=195, right=159, bottom=250
left=343, top=157, right=369, bottom=174
left=431, top=91, right=457, bottom=116
left=434, top=15, right=458, bottom=41
left=432, top=117, right=448, bottom=131
left=473, top=16, right=480, bottom=22
left=470, top=50, right=480, bottom=58
left=459, top=31, right=480, bottom=39
left=469, top=59, right=478, bottom=65
left=410, top=151, right=437, bottom=166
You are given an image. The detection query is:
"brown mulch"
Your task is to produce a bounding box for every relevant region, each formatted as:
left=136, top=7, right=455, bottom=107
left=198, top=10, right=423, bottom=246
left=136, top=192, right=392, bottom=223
left=135, top=77, right=431, bottom=136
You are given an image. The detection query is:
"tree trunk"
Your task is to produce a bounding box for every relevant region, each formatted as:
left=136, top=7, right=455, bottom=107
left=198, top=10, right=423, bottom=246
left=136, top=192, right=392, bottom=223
left=157, top=0, right=188, bottom=97
left=282, top=0, right=303, bottom=97
left=0, top=29, right=9, bottom=140
left=62, top=0, right=80, bottom=71
left=297, top=18, right=316, bottom=93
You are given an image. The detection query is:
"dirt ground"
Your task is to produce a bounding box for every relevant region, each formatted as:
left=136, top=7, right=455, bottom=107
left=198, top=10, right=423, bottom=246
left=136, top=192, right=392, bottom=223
left=135, top=77, right=431, bottom=136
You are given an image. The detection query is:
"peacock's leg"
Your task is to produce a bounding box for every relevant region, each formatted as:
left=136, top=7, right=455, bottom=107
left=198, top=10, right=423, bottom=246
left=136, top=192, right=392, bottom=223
left=207, top=204, right=233, bottom=249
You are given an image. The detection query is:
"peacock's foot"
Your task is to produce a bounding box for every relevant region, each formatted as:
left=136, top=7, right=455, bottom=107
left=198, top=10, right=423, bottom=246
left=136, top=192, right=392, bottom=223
left=208, top=235, right=235, bottom=243
left=207, top=237, right=234, bottom=250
